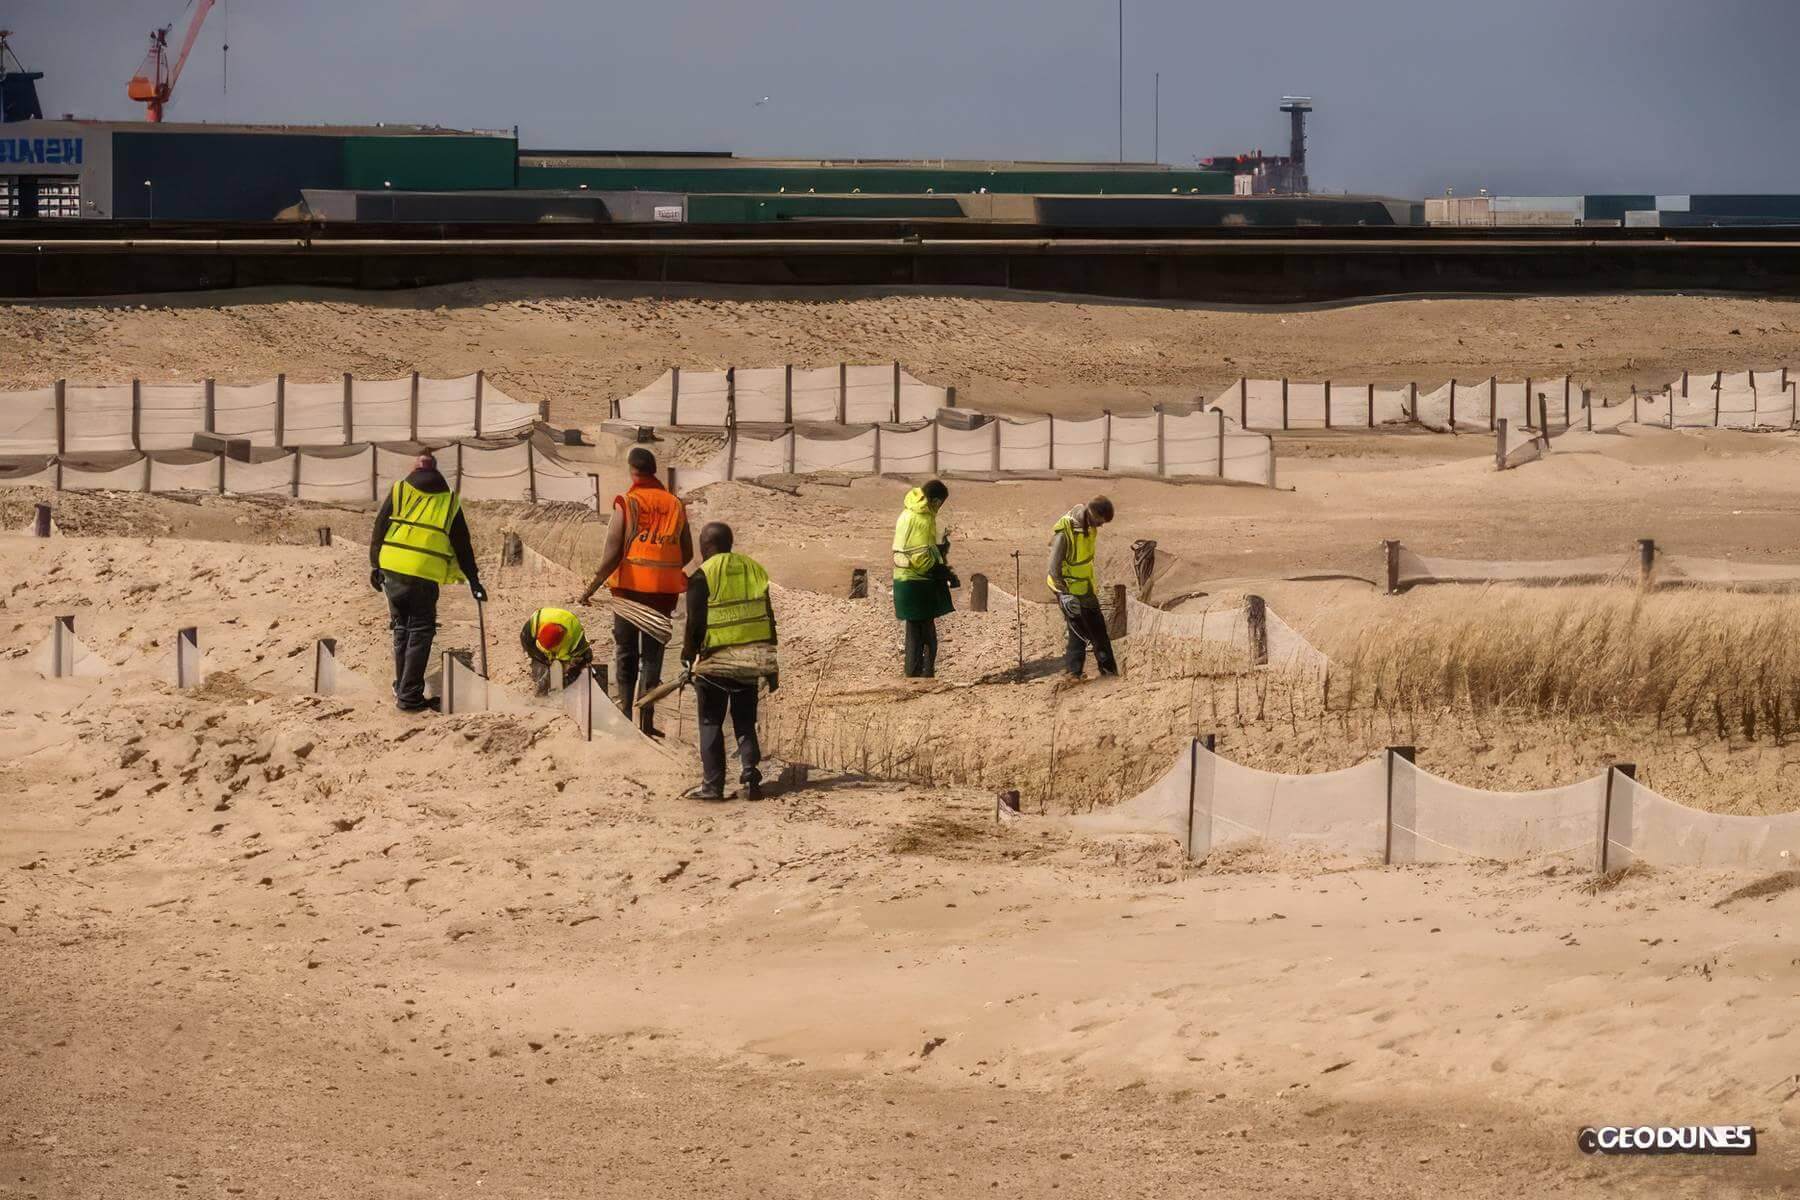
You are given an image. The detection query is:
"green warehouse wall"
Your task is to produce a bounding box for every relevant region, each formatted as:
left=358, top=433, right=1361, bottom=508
left=518, top=164, right=1234, bottom=197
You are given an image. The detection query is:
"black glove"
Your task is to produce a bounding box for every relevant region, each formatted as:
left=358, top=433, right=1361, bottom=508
left=469, top=579, right=488, bottom=603
left=946, top=570, right=962, bottom=589
left=369, top=568, right=384, bottom=593
left=766, top=671, right=780, bottom=693
left=1057, top=592, right=1083, bottom=620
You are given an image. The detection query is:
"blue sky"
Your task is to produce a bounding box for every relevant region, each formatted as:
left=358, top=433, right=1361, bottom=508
left=15, top=0, right=1800, bottom=196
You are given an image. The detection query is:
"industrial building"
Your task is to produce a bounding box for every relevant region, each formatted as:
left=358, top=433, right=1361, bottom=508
left=0, top=119, right=516, bottom=219
left=1425, top=193, right=1800, bottom=229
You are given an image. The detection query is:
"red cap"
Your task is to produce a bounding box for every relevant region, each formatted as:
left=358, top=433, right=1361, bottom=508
left=536, top=622, right=566, bottom=651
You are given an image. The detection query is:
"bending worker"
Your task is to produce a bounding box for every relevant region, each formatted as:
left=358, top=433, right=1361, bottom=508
left=1047, top=495, right=1118, bottom=679
left=521, top=606, right=593, bottom=694
left=681, top=521, right=778, bottom=802
left=369, top=452, right=486, bottom=713
left=891, top=479, right=958, bottom=678
left=579, top=447, right=692, bottom=738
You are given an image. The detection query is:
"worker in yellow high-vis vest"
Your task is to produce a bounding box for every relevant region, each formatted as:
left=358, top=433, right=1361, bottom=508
left=520, top=606, right=593, bottom=694
left=680, top=521, right=778, bottom=802
left=891, top=479, right=958, bottom=678
left=1046, top=495, right=1117, bottom=678
left=369, top=453, right=486, bottom=713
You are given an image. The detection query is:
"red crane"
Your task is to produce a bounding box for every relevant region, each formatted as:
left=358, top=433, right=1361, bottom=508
left=127, top=0, right=215, bottom=122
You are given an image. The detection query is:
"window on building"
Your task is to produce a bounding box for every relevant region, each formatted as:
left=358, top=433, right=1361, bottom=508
left=36, top=178, right=81, bottom=218
left=0, top=178, right=17, bottom=218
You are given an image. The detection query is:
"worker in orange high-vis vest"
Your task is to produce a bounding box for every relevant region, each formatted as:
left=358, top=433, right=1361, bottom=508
left=580, top=446, right=693, bottom=737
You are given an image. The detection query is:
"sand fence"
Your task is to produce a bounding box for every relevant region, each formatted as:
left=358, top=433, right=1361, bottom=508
left=1074, top=738, right=1800, bottom=873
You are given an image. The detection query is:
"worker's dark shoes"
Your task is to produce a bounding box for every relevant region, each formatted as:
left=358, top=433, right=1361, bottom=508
left=397, top=698, right=439, bottom=714
left=683, top=783, right=727, bottom=802
left=743, top=780, right=765, bottom=801
left=640, top=725, right=666, bottom=741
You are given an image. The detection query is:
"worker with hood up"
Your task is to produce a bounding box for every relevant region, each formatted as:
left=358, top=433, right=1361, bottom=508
left=891, top=479, right=957, bottom=677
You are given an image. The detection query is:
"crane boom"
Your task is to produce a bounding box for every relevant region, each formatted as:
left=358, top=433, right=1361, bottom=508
left=127, top=0, right=215, bottom=121
left=167, top=0, right=214, bottom=93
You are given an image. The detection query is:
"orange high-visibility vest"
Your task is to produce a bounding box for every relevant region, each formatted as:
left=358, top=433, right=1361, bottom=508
left=606, top=481, right=688, bottom=595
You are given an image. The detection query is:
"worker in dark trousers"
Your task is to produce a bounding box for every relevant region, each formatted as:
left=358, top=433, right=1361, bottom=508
left=580, top=447, right=692, bottom=738
left=369, top=452, right=486, bottom=712
left=681, top=522, right=778, bottom=802
left=1046, top=495, right=1117, bottom=678
left=891, top=479, right=958, bottom=677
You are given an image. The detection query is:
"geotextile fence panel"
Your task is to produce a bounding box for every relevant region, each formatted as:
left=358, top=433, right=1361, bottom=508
left=1076, top=742, right=1800, bottom=871
left=138, top=384, right=209, bottom=451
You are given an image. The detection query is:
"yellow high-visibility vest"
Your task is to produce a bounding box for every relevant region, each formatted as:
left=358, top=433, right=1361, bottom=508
left=378, top=481, right=466, bottom=584
left=700, top=551, right=774, bottom=651
left=1046, top=512, right=1097, bottom=598
left=529, top=607, right=588, bottom=661
left=891, top=487, right=941, bottom=582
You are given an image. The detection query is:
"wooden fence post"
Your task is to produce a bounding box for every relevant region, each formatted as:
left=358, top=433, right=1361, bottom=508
left=175, top=627, right=201, bottom=690
left=930, top=418, right=940, bottom=473
left=54, top=380, right=66, bottom=455
left=502, top=531, right=523, bottom=566
left=1102, top=410, right=1112, bottom=472
left=892, top=360, right=902, bottom=423
left=409, top=370, right=420, bottom=442
left=204, top=378, right=216, bottom=435
left=1384, top=539, right=1402, bottom=595
left=1110, top=582, right=1128, bottom=637
left=1323, top=379, right=1332, bottom=430
left=317, top=526, right=333, bottom=547
left=1448, top=378, right=1456, bottom=429
left=669, top=366, right=680, bottom=426
left=970, top=573, right=989, bottom=612
left=849, top=568, right=868, bottom=599
left=51, top=615, right=76, bottom=678
left=1183, top=736, right=1202, bottom=859
left=274, top=373, right=286, bottom=446
left=1384, top=746, right=1416, bottom=865
left=1597, top=763, right=1637, bottom=873
left=33, top=504, right=51, bottom=538
left=130, top=379, right=142, bottom=451
left=1215, top=408, right=1226, bottom=477
left=1408, top=380, right=1417, bottom=423
left=1047, top=413, right=1056, bottom=471
left=1487, top=375, right=1497, bottom=431
left=1155, top=406, right=1165, bottom=476
left=1366, top=382, right=1375, bottom=428
left=1495, top=418, right=1508, bottom=469
left=1280, top=378, right=1289, bottom=430
left=1239, top=376, right=1248, bottom=427
left=526, top=441, right=538, bottom=503
left=990, top=418, right=1002, bottom=472
left=343, top=372, right=355, bottom=445
left=837, top=362, right=847, bottom=424
left=313, top=638, right=338, bottom=695
left=783, top=364, right=793, bottom=424
left=1245, top=595, right=1268, bottom=667
left=1537, top=394, right=1549, bottom=442
left=472, top=369, right=484, bottom=437
left=1680, top=369, right=1688, bottom=398
left=1563, top=376, right=1572, bottom=426
left=1638, top=538, right=1655, bottom=586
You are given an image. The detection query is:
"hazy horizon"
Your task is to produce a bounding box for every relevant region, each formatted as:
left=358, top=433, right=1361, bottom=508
left=14, top=0, right=1800, bottom=198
